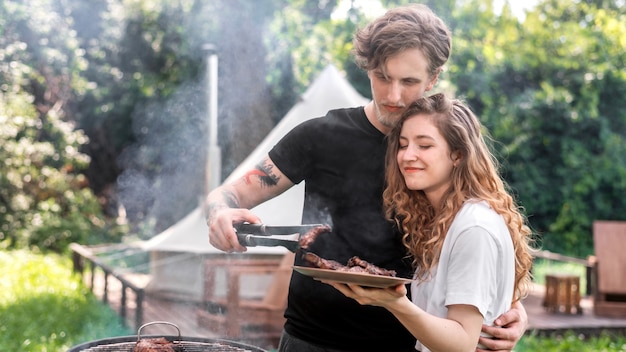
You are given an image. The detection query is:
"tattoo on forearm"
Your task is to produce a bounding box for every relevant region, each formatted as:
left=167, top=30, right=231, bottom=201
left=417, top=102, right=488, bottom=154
left=222, top=189, right=239, bottom=208
left=243, top=161, right=280, bottom=187
left=204, top=189, right=239, bottom=223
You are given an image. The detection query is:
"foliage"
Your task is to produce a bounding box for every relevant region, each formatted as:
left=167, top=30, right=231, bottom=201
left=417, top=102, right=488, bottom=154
left=0, top=87, right=125, bottom=252
left=0, top=250, right=132, bottom=351
left=2, top=0, right=626, bottom=257
left=447, top=0, right=626, bottom=256
left=0, top=0, right=128, bottom=252
left=517, top=330, right=626, bottom=351
left=266, top=0, right=339, bottom=91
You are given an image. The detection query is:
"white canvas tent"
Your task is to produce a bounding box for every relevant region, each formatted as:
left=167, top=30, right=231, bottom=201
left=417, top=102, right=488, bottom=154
left=141, top=64, right=370, bottom=300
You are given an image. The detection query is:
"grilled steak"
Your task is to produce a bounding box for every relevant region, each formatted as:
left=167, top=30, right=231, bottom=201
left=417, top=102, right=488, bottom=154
left=303, top=252, right=345, bottom=270
left=303, top=252, right=397, bottom=277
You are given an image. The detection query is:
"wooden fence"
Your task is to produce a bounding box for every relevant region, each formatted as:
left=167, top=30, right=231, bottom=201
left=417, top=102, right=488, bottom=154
left=69, top=243, right=145, bottom=330
left=69, top=241, right=595, bottom=331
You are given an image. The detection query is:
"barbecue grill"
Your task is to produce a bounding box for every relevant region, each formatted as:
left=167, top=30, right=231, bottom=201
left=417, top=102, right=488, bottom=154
left=68, top=321, right=267, bottom=352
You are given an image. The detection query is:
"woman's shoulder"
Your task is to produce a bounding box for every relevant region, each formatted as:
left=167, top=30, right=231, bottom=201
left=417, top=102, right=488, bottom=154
left=458, top=199, right=497, bottom=217
left=453, top=200, right=506, bottom=233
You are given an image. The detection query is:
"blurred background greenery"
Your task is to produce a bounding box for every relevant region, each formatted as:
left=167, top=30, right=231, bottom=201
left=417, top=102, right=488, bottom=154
left=1, top=1, right=626, bottom=349
left=2, top=0, right=624, bottom=258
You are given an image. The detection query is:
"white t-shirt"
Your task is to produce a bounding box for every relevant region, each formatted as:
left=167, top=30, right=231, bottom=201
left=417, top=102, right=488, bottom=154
left=410, top=200, right=515, bottom=352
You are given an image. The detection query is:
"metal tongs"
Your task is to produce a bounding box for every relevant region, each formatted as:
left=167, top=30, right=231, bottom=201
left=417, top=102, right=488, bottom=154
left=234, top=223, right=326, bottom=252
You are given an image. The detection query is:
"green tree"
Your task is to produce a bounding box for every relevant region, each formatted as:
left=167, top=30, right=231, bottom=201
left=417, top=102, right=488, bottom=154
left=449, top=0, right=626, bottom=256
left=0, top=0, right=125, bottom=251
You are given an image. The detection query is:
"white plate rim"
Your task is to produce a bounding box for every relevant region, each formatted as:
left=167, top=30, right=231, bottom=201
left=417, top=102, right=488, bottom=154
left=293, top=265, right=412, bottom=288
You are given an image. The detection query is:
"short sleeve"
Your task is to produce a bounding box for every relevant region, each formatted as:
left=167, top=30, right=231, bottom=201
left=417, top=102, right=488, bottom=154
left=444, top=226, right=501, bottom=316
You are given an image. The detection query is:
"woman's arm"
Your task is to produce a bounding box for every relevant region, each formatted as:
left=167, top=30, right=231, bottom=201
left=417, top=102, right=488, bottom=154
left=328, top=283, right=483, bottom=352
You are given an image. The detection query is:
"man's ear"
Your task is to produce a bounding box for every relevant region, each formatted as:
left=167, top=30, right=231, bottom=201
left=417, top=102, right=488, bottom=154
left=426, top=68, right=442, bottom=92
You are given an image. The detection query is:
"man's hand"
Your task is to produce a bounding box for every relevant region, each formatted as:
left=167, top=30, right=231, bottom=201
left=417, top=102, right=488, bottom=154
left=207, top=207, right=260, bottom=253
left=476, top=300, right=528, bottom=352
left=204, top=184, right=261, bottom=253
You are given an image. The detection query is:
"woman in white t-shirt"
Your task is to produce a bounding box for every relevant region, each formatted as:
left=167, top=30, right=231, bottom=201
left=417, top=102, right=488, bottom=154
left=326, top=93, right=534, bottom=352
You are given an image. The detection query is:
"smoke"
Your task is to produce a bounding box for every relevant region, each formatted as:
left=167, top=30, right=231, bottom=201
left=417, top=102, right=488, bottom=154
left=116, top=79, right=208, bottom=235
left=114, top=1, right=277, bottom=236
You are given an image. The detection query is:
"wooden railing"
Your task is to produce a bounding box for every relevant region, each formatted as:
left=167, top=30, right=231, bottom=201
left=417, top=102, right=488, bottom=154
left=533, top=249, right=594, bottom=296
left=70, top=243, right=145, bottom=330
left=69, top=242, right=593, bottom=328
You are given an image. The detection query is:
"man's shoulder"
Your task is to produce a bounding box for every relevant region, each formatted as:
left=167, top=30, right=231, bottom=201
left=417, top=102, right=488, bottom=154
left=328, top=105, right=364, bottom=117
left=319, top=106, right=368, bottom=130
left=291, top=106, right=362, bottom=128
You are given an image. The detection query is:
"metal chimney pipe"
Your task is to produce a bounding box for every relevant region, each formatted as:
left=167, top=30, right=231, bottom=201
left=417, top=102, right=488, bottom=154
left=203, top=44, right=221, bottom=193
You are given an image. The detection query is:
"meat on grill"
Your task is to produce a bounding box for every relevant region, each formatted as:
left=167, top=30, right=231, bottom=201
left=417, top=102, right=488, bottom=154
left=298, top=224, right=332, bottom=249
left=134, top=337, right=176, bottom=352
left=303, top=252, right=397, bottom=277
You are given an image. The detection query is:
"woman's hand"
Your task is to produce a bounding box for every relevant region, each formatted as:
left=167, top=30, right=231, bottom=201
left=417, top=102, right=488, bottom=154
left=323, top=281, right=407, bottom=309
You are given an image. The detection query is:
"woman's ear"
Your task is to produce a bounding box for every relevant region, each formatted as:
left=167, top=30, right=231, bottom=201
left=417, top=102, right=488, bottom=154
left=452, top=151, right=462, bottom=167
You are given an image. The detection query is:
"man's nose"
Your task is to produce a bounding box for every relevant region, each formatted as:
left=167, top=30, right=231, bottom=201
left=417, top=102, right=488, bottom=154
left=386, top=81, right=402, bottom=103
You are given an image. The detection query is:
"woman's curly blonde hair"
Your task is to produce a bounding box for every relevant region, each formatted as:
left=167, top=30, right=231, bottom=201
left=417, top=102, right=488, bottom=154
left=383, top=93, right=535, bottom=303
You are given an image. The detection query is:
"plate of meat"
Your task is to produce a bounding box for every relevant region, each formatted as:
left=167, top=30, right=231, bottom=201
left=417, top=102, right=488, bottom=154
left=293, top=266, right=412, bottom=288
left=294, top=252, right=412, bottom=288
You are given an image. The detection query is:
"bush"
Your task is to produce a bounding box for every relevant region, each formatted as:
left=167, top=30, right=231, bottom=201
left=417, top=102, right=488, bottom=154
left=0, top=89, right=127, bottom=252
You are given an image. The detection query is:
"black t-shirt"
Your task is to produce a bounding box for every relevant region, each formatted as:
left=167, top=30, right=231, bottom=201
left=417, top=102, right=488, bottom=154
left=269, top=107, right=415, bottom=351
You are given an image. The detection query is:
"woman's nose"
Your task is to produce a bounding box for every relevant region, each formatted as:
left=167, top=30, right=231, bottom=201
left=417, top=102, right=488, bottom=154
left=401, top=146, right=418, bottom=161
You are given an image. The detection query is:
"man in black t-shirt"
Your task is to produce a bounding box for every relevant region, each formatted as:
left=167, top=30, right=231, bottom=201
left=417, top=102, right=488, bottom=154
left=205, top=4, right=527, bottom=352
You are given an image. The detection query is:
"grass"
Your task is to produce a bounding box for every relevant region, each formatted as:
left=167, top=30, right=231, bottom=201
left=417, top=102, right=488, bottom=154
left=0, top=250, right=132, bottom=351
left=1, top=250, right=625, bottom=351
left=517, top=330, right=626, bottom=351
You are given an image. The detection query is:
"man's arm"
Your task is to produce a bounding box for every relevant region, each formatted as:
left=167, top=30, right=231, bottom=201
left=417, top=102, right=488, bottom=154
left=476, top=300, right=528, bottom=352
left=205, top=156, right=294, bottom=252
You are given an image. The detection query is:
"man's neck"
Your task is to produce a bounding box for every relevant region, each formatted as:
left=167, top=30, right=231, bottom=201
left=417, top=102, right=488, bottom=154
left=364, top=101, right=392, bottom=135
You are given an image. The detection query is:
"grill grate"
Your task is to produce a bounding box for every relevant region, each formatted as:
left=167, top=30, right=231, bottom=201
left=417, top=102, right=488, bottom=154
left=77, top=340, right=257, bottom=352
left=68, top=322, right=267, bottom=352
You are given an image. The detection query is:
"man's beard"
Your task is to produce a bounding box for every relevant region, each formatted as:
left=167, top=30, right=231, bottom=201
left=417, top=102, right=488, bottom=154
left=373, top=100, right=402, bottom=129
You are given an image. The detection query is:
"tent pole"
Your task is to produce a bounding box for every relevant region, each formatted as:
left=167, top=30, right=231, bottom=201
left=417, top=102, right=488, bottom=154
left=203, top=44, right=221, bottom=193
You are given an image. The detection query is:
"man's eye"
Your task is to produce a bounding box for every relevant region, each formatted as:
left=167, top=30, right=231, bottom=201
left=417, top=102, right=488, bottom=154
left=375, top=73, right=389, bottom=81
